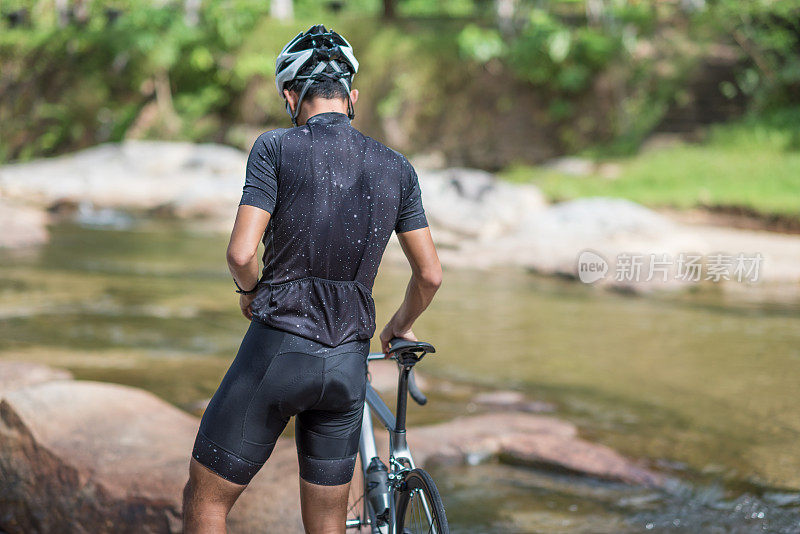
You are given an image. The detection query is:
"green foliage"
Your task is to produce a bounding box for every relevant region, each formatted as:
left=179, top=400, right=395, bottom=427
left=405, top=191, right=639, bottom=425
left=1, top=0, right=798, bottom=169
left=458, top=8, right=624, bottom=94
left=699, top=0, right=800, bottom=109
left=707, top=106, right=800, bottom=151
left=0, top=1, right=268, bottom=160
left=499, top=109, right=800, bottom=218
left=453, top=3, right=686, bottom=153
left=458, top=24, right=506, bottom=63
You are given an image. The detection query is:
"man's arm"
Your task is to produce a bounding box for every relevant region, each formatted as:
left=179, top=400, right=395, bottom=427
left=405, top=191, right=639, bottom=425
left=379, top=226, right=442, bottom=354
left=227, top=205, right=271, bottom=319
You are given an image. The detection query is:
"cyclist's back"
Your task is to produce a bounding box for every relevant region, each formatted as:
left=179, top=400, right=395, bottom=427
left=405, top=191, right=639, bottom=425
left=243, top=111, right=427, bottom=347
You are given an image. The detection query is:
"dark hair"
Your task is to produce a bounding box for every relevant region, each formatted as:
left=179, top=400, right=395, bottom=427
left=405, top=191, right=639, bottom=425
left=286, top=62, right=351, bottom=101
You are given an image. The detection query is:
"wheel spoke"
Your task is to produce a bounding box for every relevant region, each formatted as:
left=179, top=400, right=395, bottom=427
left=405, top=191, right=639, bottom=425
left=347, top=492, right=364, bottom=514
left=418, top=492, right=425, bottom=533
left=410, top=490, right=418, bottom=532
left=418, top=492, right=424, bottom=531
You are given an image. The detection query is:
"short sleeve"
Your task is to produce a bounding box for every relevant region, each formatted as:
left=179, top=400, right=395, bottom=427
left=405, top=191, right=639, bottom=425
left=239, top=129, right=286, bottom=214
left=395, top=161, right=428, bottom=233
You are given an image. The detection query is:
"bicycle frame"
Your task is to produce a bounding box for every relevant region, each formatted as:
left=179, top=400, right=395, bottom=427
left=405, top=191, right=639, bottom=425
left=349, top=352, right=435, bottom=533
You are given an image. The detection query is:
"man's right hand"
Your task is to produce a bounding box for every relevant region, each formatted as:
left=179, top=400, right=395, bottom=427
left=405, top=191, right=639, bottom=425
left=379, top=322, right=417, bottom=358
left=239, top=292, right=257, bottom=320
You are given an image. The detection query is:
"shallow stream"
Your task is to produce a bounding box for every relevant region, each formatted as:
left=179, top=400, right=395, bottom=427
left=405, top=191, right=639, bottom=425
left=1, top=219, right=798, bottom=533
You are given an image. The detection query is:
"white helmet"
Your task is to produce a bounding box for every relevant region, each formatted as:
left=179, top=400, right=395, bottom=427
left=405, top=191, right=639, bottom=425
left=275, top=25, right=359, bottom=125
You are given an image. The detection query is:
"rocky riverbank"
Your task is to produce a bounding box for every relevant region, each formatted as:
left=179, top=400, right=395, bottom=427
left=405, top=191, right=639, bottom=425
left=1, top=141, right=799, bottom=296
left=0, top=360, right=665, bottom=533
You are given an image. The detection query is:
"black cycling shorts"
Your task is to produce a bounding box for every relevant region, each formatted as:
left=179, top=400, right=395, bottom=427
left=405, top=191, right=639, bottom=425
left=192, top=319, right=369, bottom=486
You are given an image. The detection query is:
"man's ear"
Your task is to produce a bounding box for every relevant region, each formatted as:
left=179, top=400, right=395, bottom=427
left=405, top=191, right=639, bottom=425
left=283, top=89, right=298, bottom=114
left=349, top=89, right=359, bottom=105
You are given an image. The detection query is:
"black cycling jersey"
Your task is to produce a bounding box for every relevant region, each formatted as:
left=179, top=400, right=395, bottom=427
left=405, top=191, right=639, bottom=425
left=240, top=111, right=428, bottom=347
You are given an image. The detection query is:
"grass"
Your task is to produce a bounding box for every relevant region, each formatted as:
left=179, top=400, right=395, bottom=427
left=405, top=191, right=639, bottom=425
left=500, top=111, right=800, bottom=219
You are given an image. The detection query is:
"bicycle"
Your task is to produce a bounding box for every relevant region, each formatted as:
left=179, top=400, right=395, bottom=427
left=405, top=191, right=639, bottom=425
left=345, top=338, right=450, bottom=534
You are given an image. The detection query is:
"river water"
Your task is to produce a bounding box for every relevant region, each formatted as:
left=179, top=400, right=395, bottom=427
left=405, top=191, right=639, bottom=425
left=1, top=219, right=798, bottom=533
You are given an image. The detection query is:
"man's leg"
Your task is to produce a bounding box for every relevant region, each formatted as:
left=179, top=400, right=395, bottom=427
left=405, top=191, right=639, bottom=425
left=184, top=321, right=288, bottom=531
left=299, top=477, right=352, bottom=534
left=183, top=458, right=248, bottom=534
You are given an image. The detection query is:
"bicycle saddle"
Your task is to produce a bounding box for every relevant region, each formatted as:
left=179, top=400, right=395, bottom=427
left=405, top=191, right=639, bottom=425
left=387, top=338, right=435, bottom=361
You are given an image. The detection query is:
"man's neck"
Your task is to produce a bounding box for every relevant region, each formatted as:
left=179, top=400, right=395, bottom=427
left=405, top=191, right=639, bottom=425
left=297, top=98, right=349, bottom=125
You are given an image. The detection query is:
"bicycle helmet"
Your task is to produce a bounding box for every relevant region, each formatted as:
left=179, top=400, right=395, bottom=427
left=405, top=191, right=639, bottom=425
left=275, top=24, right=359, bottom=125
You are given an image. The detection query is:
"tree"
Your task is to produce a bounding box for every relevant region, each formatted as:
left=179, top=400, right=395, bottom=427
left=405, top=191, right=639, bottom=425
left=383, top=0, right=396, bottom=19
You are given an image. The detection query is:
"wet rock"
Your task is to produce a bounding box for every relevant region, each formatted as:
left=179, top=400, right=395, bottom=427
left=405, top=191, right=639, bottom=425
left=0, top=200, right=49, bottom=248
left=471, top=390, right=556, bottom=413
left=403, top=413, right=664, bottom=487
left=499, top=433, right=663, bottom=486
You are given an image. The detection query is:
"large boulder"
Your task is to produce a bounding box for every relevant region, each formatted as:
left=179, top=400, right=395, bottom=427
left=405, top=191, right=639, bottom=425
left=0, top=199, right=49, bottom=248
left=437, top=196, right=706, bottom=292
left=0, top=141, right=246, bottom=219
left=0, top=373, right=307, bottom=534
left=510, top=197, right=703, bottom=285
left=0, top=380, right=196, bottom=533
left=402, top=413, right=664, bottom=487
left=418, top=168, right=546, bottom=242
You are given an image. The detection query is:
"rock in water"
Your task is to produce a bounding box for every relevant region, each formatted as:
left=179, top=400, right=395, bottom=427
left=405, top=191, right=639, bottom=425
left=0, top=141, right=246, bottom=219
left=403, top=413, right=665, bottom=487
left=0, top=369, right=304, bottom=534
left=439, top=196, right=707, bottom=292
left=418, top=168, right=546, bottom=241
left=499, top=433, right=663, bottom=486
left=0, top=380, right=196, bottom=533
left=471, top=390, right=556, bottom=413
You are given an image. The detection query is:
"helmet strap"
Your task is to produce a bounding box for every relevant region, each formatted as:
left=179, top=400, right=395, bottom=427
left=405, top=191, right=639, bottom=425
left=285, top=61, right=356, bottom=125
left=288, top=61, right=328, bottom=126
left=328, top=61, right=355, bottom=120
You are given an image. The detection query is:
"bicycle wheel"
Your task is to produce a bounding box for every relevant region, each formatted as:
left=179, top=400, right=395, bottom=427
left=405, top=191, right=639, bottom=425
left=395, top=468, right=449, bottom=534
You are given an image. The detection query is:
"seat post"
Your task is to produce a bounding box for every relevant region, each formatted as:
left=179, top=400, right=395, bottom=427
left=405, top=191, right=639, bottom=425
left=394, top=365, right=411, bottom=433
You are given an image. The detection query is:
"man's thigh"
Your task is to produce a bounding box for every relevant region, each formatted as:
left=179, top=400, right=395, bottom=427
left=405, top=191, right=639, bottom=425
left=192, top=321, right=292, bottom=485
left=294, top=350, right=368, bottom=486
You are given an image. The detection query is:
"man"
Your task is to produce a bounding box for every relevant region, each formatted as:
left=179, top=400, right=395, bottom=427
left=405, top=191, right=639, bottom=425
left=182, top=25, right=442, bottom=533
